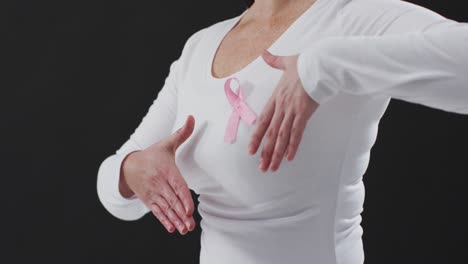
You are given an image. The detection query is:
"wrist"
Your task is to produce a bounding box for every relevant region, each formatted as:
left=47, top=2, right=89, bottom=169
left=119, top=151, right=140, bottom=199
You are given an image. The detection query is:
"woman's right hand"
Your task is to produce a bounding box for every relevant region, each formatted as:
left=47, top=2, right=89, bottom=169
left=119, top=115, right=196, bottom=235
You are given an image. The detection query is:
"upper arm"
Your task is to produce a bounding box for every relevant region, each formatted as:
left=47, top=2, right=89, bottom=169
left=338, top=0, right=458, bottom=36
left=119, top=27, right=208, bottom=152
left=96, top=27, right=208, bottom=221
left=120, top=58, right=181, bottom=152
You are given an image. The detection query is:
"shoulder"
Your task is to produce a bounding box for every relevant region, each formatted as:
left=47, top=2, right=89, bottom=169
left=340, top=0, right=426, bottom=11
left=337, top=0, right=448, bottom=35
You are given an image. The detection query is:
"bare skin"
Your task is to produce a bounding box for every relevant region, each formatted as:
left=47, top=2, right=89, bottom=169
left=212, top=0, right=320, bottom=173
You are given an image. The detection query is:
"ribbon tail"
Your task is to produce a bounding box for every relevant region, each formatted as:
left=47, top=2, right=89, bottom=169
left=224, top=112, right=241, bottom=144
left=239, top=102, right=257, bottom=125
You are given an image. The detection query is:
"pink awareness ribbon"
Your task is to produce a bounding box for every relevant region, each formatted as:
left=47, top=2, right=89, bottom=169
left=224, top=77, right=257, bottom=144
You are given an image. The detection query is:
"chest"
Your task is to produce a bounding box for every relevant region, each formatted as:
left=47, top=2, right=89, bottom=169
left=211, top=21, right=294, bottom=79
left=169, top=18, right=376, bottom=204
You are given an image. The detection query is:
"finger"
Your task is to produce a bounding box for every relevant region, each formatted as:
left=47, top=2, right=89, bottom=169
left=269, top=111, right=294, bottom=172
left=168, top=168, right=195, bottom=217
left=159, top=182, right=191, bottom=230
left=167, top=171, right=196, bottom=231
left=165, top=115, right=195, bottom=153
left=248, top=98, right=275, bottom=155
left=286, top=114, right=308, bottom=161
left=155, top=194, right=188, bottom=235
left=259, top=105, right=285, bottom=172
left=185, top=215, right=196, bottom=232
left=154, top=194, right=193, bottom=232
left=262, top=49, right=286, bottom=70
left=149, top=203, right=175, bottom=233
left=167, top=205, right=188, bottom=235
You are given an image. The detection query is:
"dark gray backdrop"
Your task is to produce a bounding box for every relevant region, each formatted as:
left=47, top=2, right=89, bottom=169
left=3, top=0, right=467, bottom=263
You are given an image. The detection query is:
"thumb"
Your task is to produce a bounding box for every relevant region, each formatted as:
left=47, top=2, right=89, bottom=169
left=261, top=49, right=286, bottom=70
left=167, top=115, right=195, bottom=152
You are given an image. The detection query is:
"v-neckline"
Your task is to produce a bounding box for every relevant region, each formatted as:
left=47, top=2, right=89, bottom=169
left=205, top=0, right=325, bottom=82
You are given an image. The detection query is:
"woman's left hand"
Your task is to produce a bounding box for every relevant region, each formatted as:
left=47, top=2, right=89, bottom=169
left=248, top=50, right=319, bottom=173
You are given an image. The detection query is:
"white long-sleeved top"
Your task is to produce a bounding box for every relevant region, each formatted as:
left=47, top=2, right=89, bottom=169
left=97, top=0, right=468, bottom=263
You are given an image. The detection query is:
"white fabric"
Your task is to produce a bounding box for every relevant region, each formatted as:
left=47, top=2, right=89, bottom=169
left=97, top=0, right=468, bottom=263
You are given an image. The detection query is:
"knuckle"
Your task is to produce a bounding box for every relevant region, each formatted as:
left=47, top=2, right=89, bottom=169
left=151, top=205, right=161, bottom=215
left=168, top=177, right=179, bottom=191
left=278, top=128, right=286, bottom=139
left=148, top=172, right=163, bottom=188
left=259, top=116, right=269, bottom=127
left=143, top=189, right=153, bottom=201
left=291, top=125, right=299, bottom=136
left=166, top=208, right=176, bottom=220
left=147, top=164, right=163, bottom=177
left=159, top=201, right=169, bottom=212
left=172, top=184, right=182, bottom=196
left=168, top=196, right=178, bottom=208
left=159, top=166, right=172, bottom=178
left=278, top=96, right=288, bottom=108
left=266, top=129, right=275, bottom=139
left=251, top=133, right=260, bottom=143
left=175, top=202, right=185, bottom=215
left=251, top=135, right=262, bottom=147
left=262, top=149, right=270, bottom=159
left=167, top=174, right=180, bottom=190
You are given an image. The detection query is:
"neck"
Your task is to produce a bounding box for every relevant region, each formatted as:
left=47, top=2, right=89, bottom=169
left=248, top=0, right=317, bottom=18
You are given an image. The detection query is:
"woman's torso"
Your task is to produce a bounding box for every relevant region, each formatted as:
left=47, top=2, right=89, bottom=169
left=170, top=0, right=391, bottom=263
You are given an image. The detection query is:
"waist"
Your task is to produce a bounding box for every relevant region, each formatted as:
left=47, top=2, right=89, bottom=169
left=198, top=206, right=335, bottom=264
left=198, top=212, right=364, bottom=264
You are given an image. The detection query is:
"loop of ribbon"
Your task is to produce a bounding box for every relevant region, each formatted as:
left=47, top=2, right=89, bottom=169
left=224, top=77, right=257, bottom=144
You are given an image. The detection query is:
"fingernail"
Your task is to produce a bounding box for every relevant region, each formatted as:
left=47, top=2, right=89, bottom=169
left=185, top=220, right=191, bottom=230
left=258, top=158, right=264, bottom=170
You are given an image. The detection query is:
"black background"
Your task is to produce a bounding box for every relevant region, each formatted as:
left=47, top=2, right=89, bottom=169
left=3, top=0, right=468, bottom=263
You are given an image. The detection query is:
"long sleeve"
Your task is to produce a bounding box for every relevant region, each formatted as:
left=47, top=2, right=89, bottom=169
left=297, top=0, right=468, bottom=114
left=96, top=28, right=207, bottom=221
left=96, top=58, right=180, bottom=221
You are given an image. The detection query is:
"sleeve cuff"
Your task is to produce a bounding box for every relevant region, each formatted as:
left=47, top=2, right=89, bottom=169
left=297, top=41, right=339, bottom=105
left=110, top=151, right=140, bottom=202
left=97, top=151, right=149, bottom=221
